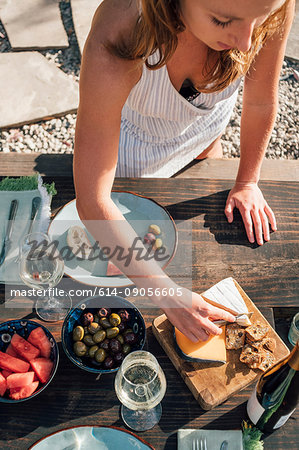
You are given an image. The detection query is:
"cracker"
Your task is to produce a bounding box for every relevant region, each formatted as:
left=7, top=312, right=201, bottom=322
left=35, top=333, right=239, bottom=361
left=245, top=321, right=269, bottom=342
left=251, top=337, right=276, bottom=353
left=258, top=351, right=276, bottom=372
left=240, top=344, right=262, bottom=368
left=226, top=323, right=246, bottom=350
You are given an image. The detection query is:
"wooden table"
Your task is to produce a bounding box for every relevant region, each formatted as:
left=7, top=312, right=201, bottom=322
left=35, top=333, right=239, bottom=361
left=0, top=176, right=298, bottom=450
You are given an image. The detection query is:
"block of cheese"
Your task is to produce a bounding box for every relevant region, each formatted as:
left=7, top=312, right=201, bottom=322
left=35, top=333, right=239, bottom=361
left=202, top=277, right=248, bottom=315
left=175, top=326, right=227, bottom=363
left=174, top=278, right=249, bottom=363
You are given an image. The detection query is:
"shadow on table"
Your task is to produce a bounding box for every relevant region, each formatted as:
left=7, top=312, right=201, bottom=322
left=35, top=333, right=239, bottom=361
left=166, top=190, right=261, bottom=248
left=0, top=342, right=118, bottom=442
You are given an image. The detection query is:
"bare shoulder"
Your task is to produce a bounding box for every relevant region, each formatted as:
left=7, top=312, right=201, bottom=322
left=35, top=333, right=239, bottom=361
left=79, top=0, right=141, bottom=101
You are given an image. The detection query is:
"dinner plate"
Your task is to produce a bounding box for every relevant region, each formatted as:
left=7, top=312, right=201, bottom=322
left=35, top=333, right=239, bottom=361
left=48, top=191, right=177, bottom=287
left=30, top=425, right=154, bottom=449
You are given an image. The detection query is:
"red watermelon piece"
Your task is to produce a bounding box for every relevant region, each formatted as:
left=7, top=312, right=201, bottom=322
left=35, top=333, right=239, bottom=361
left=10, top=333, right=40, bottom=362
left=6, top=343, right=19, bottom=358
left=1, top=369, right=12, bottom=378
left=30, top=358, right=53, bottom=384
left=28, top=327, right=52, bottom=359
left=0, top=351, right=30, bottom=373
left=9, top=381, right=39, bottom=400
left=0, top=372, right=7, bottom=396
left=106, top=260, right=124, bottom=276
left=6, top=372, right=35, bottom=390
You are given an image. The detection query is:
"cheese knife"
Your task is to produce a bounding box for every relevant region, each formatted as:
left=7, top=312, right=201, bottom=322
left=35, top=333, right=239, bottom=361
left=0, top=199, right=19, bottom=267
left=27, top=196, right=41, bottom=235
left=213, top=311, right=254, bottom=327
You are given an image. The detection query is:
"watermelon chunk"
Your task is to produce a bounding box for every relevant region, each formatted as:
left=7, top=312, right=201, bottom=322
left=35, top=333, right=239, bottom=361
left=0, top=351, right=30, bottom=373
left=9, top=381, right=39, bottom=400
left=11, top=333, right=40, bottom=362
left=6, top=343, right=19, bottom=358
left=28, top=327, right=52, bottom=359
left=0, top=372, right=7, bottom=396
left=106, top=260, right=124, bottom=276
left=6, top=372, right=35, bottom=390
left=31, top=358, right=53, bottom=384
left=1, top=369, right=13, bottom=378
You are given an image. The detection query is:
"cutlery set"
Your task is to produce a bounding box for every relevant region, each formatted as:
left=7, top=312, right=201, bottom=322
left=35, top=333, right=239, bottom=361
left=0, top=196, right=41, bottom=267
left=192, top=438, right=228, bottom=450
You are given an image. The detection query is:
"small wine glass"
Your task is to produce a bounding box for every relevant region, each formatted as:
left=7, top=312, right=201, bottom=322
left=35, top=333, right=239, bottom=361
left=18, top=232, right=72, bottom=321
left=114, top=350, right=167, bottom=431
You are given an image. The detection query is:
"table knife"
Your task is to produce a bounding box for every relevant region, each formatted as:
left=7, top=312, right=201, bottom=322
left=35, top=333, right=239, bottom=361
left=27, top=196, right=41, bottom=235
left=0, top=199, right=19, bottom=267
left=213, top=311, right=254, bottom=327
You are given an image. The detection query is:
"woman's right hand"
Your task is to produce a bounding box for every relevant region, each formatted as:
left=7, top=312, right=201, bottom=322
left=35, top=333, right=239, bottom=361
left=162, top=288, right=236, bottom=342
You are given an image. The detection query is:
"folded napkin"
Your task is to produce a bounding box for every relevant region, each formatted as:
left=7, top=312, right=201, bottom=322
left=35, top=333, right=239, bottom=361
left=0, top=175, right=55, bottom=284
left=178, top=429, right=244, bottom=450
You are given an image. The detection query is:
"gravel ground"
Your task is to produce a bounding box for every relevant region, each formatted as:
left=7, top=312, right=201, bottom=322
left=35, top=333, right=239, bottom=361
left=0, top=1, right=298, bottom=158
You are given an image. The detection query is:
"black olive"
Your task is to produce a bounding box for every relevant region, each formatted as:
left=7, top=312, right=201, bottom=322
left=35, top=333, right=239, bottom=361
left=124, top=332, right=138, bottom=345
left=100, top=338, right=110, bottom=351
left=114, top=352, right=124, bottom=365
left=118, top=322, right=126, bottom=333
left=109, top=338, right=122, bottom=353
left=103, top=356, right=114, bottom=370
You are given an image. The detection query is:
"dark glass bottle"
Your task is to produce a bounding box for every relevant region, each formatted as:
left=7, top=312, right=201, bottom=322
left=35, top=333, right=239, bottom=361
left=247, top=340, right=299, bottom=433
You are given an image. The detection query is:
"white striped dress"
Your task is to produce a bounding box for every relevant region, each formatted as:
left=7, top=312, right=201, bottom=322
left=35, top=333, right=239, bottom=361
left=116, top=54, right=242, bottom=178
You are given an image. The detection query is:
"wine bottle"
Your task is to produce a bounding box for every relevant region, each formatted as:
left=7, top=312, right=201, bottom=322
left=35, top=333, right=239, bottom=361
left=247, top=340, right=299, bottom=433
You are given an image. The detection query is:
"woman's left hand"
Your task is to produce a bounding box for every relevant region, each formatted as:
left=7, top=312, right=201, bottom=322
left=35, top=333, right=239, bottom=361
left=224, top=182, right=277, bottom=245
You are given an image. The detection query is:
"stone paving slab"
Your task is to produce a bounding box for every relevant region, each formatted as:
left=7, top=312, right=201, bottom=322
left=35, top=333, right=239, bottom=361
left=0, top=0, right=68, bottom=50
left=71, top=0, right=102, bottom=54
left=286, top=5, right=299, bottom=61
left=0, top=52, right=79, bottom=128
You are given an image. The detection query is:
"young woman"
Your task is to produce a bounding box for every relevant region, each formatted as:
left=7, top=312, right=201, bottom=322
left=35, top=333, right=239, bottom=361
left=74, top=0, right=295, bottom=342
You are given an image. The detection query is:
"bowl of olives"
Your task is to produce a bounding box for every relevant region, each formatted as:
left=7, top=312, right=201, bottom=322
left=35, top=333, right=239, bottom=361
left=61, top=295, right=146, bottom=374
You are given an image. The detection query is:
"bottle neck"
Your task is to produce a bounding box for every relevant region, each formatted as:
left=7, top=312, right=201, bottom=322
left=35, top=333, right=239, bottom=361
left=288, top=341, right=299, bottom=371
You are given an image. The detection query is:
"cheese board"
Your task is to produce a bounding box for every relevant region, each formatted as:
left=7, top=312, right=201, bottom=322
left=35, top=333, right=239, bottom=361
left=152, top=279, right=290, bottom=410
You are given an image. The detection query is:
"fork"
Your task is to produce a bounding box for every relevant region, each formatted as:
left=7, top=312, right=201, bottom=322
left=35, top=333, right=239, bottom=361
left=192, top=437, right=208, bottom=450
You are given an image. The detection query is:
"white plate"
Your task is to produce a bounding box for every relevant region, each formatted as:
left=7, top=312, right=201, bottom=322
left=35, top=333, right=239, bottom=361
left=48, top=191, right=177, bottom=287
left=30, top=425, right=154, bottom=449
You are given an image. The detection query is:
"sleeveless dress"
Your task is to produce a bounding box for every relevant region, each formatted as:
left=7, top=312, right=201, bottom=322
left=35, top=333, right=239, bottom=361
left=116, top=54, right=242, bottom=178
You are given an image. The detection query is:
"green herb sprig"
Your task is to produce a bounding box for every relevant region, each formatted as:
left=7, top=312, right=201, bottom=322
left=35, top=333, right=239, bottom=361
left=242, top=421, right=264, bottom=450
left=0, top=175, right=56, bottom=196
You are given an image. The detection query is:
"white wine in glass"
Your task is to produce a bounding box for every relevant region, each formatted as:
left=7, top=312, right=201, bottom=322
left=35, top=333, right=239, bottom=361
left=19, top=232, right=71, bottom=321
left=114, top=350, right=167, bottom=431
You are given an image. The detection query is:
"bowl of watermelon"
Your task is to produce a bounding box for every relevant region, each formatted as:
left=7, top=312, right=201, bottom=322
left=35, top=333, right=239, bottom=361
left=0, top=320, right=59, bottom=403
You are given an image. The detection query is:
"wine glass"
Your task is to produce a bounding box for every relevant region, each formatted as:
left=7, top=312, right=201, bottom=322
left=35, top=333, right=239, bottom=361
left=114, top=350, right=167, bottom=431
left=18, top=232, right=72, bottom=321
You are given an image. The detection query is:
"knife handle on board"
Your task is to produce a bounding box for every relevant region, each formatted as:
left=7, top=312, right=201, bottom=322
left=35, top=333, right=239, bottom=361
left=6, top=199, right=19, bottom=240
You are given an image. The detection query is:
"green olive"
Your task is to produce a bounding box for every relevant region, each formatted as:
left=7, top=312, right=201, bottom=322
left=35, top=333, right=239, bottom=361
left=109, top=313, right=121, bottom=327
left=100, top=317, right=111, bottom=329
left=95, top=348, right=107, bottom=363
left=106, top=327, right=119, bottom=339
left=72, top=326, right=84, bottom=341
left=117, top=334, right=124, bottom=345
left=93, top=329, right=106, bottom=344
left=88, top=345, right=99, bottom=358
left=73, top=341, right=88, bottom=357
left=83, top=334, right=95, bottom=346
left=88, top=322, right=101, bottom=335
left=123, top=328, right=133, bottom=335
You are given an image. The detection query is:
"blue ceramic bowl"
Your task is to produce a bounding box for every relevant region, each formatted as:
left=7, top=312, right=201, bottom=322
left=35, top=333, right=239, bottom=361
left=0, top=320, right=59, bottom=403
left=61, top=295, right=146, bottom=374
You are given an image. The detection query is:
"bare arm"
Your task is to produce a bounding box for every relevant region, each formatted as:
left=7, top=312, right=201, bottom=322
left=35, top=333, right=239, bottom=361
left=225, top=0, right=295, bottom=244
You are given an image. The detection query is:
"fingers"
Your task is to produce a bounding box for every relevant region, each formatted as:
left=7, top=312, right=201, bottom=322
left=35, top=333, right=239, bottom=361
left=209, top=305, right=236, bottom=323
left=224, top=198, right=235, bottom=223
left=239, top=209, right=255, bottom=243
left=251, top=209, right=264, bottom=246
left=264, top=203, right=277, bottom=231
left=260, top=210, right=270, bottom=242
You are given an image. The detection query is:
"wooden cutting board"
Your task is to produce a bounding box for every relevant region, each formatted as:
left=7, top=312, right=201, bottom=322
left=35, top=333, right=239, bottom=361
left=152, top=279, right=290, bottom=410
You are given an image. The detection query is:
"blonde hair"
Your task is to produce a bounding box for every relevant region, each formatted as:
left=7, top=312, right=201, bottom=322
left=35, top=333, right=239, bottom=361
left=108, top=0, right=289, bottom=93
